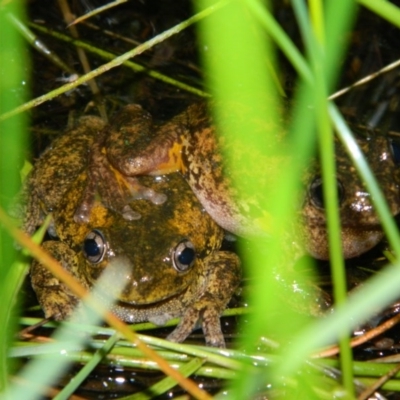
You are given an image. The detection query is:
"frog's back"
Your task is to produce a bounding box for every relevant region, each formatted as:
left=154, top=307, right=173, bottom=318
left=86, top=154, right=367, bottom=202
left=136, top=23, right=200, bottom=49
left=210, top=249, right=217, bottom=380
left=176, top=102, right=287, bottom=236
left=22, top=116, right=106, bottom=234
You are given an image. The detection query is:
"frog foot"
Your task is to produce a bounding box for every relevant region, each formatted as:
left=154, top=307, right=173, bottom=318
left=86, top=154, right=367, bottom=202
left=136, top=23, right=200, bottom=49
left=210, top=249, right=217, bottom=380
left=104, top=176, right=167, bottom=220
left=74, top=186, right=142, bottom=223
left=124, top=176, right=167, bottom=205
left=168, top=251, right=241, bottom=347
left=167, top=304, right=226, bottom=347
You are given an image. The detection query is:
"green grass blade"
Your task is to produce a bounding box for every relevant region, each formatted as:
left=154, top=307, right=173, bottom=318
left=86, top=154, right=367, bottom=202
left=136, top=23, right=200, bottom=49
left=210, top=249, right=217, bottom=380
left=0, top=1, right=28, bottom=394
left=54, top=334, right=120, bottom=400
left=245, top=0, right=312, bottom=83
left=358, top=0, right=400, bottom=29
left=330, top=104, right=400, bottom=257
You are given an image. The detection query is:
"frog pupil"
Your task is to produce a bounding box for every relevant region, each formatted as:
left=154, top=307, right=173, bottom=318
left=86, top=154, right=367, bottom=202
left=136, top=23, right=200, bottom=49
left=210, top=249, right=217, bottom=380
left=83, top=229, right=107, bottom=264
left=84, top=238, right=100, bottom=257
left=178, top=247, right=195, bottom=266
left=173, top=240, right=196, bottom=272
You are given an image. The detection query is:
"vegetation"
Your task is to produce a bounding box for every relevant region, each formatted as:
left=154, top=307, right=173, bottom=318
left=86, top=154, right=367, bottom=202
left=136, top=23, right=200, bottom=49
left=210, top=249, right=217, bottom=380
left=2, top=0, right=400, bottom=398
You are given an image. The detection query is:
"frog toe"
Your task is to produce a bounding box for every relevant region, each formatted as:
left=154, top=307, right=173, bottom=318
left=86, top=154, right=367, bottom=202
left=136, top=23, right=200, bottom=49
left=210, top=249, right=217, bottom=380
left=44, top=293, right=77, bottom=321
left=74, top=203, right=92, bottom=223
left=121, top=205, right=141, bottom=221
left=166, top=308, right=199, bottom=344
left=167, top=305, right=226, bottom=347
left=31, top=277, right=78, bottom=321
left=125, top=176, right=167, bottom=206
left=139, top=187, right=167, bottom=205
left=200, top=307, right=225, bottom=347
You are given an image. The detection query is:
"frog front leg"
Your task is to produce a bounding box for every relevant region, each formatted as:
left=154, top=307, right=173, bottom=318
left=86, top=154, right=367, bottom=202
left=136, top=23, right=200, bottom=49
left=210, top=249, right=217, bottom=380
left=167, top=251, right=241, bottom=348
left=30, top=241, right=88, bottom=321
left=75, top=104, right=168, bottom=223
left=105, top=104, right=183, bottom=176
left=75, top=105, right=151, bottom=223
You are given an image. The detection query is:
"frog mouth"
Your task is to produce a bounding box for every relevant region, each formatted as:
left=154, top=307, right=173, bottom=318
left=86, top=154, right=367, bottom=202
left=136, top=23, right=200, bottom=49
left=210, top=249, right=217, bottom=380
left=306, top=227, right=384, bottom=260
left=338, top=229, right=384, bottom=260
left=92, top=254, right=195, bottom=306
left=110, top=287, right=191, bottom=325
left=87, top=255, right=194, bottom=324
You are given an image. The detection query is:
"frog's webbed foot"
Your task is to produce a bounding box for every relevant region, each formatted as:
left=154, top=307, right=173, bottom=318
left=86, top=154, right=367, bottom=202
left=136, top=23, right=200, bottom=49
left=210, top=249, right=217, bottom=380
left=168, top=252, right=241, bottom=348
left=74, top=175, right=168, bottom=224
left=74, top=172, right=167, bottom=223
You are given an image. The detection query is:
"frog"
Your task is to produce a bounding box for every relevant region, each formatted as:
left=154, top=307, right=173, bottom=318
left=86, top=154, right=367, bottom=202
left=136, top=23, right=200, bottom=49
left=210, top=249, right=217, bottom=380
left=77, top=101, right=400, bottom=263
left=21, top=109, right=167, bottom=237
left=22, top=114, right=241, bottom=347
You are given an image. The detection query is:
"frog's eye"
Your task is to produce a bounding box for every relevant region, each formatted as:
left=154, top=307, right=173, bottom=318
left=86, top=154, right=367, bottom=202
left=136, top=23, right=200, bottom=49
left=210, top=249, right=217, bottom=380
left=172, top=240, right=196, bottom=272
left=309, top=177, right=344, bottom=209
left=83, top=229, right=107, bottom=264
left=389, top=139, right=400, bottom=165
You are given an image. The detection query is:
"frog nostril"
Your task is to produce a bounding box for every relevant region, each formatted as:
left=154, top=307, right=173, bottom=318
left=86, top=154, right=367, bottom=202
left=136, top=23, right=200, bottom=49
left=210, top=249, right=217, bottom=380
left=172, top=239, right=196, bottom=272
left=309, top=177, right=344, bottom=209
left=83, top=229, right=107, bottom=264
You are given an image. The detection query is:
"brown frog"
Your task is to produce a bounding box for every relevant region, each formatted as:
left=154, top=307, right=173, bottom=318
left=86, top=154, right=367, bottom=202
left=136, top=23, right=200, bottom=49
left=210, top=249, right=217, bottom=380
left=77, top=102, right=400, bottom=262
left=22, top=115, right=241, bottom=347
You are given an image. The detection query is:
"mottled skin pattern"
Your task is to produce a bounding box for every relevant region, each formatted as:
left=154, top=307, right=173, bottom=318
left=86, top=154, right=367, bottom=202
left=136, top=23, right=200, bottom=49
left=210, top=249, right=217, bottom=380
left=302, top=133, right=400, bottom=259
left=81, top=103, right=287, bottom=236
left=21, top=116, right=107, bottom=236
left=22, top=116, right=241, bottom=347
left=81, top=102, right=400, bottom=261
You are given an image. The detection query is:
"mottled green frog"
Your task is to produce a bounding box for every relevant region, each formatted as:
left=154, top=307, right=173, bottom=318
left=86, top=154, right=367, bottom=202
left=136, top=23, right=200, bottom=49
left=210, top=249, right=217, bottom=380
left=22, top=115, right=240, bottom=347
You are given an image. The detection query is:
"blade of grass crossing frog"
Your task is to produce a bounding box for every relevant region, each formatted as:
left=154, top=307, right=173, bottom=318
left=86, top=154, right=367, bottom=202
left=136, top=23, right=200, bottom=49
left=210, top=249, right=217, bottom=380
left=307, top=0, right=355, bottom=392
left=0, top=0, right=28, bottom=393
left=283, top=1, right=350, bottom=394
left=290, top=0, right=359, bottom=394
left=195, top=0, right=283, bottom=325
left=330, top=104, right=400, bottom=257
left=194, top=0, right=320, bottom=397
left=283, top=69, right=400, bottom=380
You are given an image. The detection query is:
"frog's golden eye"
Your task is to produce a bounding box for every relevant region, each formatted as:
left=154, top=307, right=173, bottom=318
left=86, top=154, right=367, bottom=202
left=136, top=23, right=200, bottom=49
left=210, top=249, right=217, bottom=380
left=83, top=229, right=107, bottom=264
left=172, top=240, right=196, bottom=272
